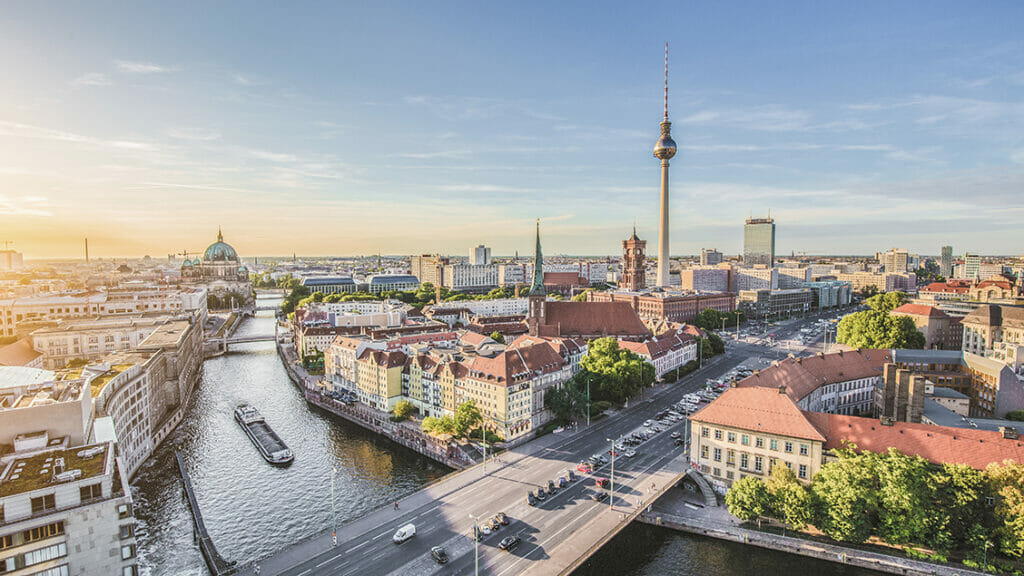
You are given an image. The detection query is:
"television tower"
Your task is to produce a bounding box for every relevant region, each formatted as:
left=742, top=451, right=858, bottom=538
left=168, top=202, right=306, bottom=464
left=653, top=42, right=677, bottom=288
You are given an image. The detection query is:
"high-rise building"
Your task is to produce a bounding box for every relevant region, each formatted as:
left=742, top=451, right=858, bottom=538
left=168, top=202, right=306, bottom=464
left=962, top=253, right=981, bottom=280
left=700, top=248, right=723, bottom=266
left=653, top=44, right=677, bottom=288
left=880, top=248, right=909, bottom=273
left=743, top=217, right=775, bottom=267
left=410, top=254, right=449, bottom=286
left=469, top=245, right=491, bottom=266
left=0, top=250, right=23, bottom=270
left=940, top=246, right=953, bottom=278
left=621, top=228, right=646, bottom=291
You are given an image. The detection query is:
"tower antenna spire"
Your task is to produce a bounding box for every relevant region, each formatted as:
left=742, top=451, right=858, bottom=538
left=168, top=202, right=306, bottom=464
left=663, top=42, right=669, bottom=121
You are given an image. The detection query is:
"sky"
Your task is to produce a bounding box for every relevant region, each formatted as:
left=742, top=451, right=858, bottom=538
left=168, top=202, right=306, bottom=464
left=1, top=1, right=1023, bottom=260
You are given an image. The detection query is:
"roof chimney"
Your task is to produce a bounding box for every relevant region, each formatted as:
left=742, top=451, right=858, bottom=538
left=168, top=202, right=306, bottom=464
left=837, top=350, right=843, bottom=357
left=880, top=416, right=895, bottom=427
left=778, top=385, right=787, bottom=395
left=1000, top=426, right=1020, bottom=440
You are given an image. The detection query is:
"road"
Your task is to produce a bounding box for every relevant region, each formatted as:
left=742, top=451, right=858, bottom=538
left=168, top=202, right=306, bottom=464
left=265, top=311, right=853, bottom=576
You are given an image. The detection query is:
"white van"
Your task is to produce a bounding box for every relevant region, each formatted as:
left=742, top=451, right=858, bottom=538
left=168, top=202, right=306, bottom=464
left=393, top=523, right=416, bottom=543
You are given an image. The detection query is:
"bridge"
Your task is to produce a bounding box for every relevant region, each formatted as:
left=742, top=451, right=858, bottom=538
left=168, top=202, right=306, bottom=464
left=176, top=451, right=236, bottom=575
left=209, top=334, right=277, bottom=352
left=247, top=345, right=754, bottom=576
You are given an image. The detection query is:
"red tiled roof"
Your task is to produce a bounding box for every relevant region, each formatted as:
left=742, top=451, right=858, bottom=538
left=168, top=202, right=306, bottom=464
left=891, top=304, right=949, bottom=319
left=737, top=349, right=891, bottom=402
left=458, top=330, right=491, bottom=347
left=358, top=349, right=407, bottom=368
left=922, top=282, right=969, bottom=294
left=690, top=387, right=827, bottom=442
left=805, top=412, right=1024, bottom=471
left=542, top=301, right=650, bottom=338
left=543, top=271, right=587, bottom=287
left=463, top=341, right=566, bottom=385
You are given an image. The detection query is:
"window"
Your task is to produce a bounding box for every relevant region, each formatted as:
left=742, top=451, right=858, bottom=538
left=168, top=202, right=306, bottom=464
left=754, top=456, right=763, bottom=472
left=741, top=434, right=750, bottom=446
left=784, top=441, right=793, bottom=453
left=799, top=464, right=808, bottom=479
left=23, top=522, right=63, bottom=543
left=713, top=448, right=722, bottom=462
left=123, top=566, right=139, bottom=576
left=30, top=494, right=56, bottom=514
left=726, top=450, right=735, bottom=466
left=754, top=437, right=763, bottom=448
left=700, top=445, right=708, bottom=459
left=799, top=444, right=808, bottom=456
left=118, top=503, right=132, bottom=519
left=0, top=534, right=12, bottom=551
left=119, top=524, right=134, bottom=540
left=80, top=483, right=102, bottom=501
left=714, top=429, right=722, bottom=440
left=701, top=427, right=709, bottom=438
left=726, top=470, right=734, bottom=480
left=121, top=544, right=135, bottom=560
left=713, top=467, right=721, bottom=477
left=24, top=542, right=67, bottom=567
left=740, top=454, right=749, bottom=469
left=769, top=439, right=778, bottom=451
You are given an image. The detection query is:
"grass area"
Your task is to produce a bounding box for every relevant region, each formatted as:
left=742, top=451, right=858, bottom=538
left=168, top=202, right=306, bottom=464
left=89, top=364, right=135, bottom=398
left=214, top=313, right=238, bottom=338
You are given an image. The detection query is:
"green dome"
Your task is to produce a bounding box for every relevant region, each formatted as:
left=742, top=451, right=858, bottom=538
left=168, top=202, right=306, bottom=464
left=203, top=229, right=238, bottom=262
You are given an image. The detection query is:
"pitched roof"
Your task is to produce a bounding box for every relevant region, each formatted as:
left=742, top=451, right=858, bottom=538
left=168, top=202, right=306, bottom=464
left=542, top=301, right=650, bottom=338
left=921, top=282, right=970, bottom=294
left=962, top=304, right=1024, bottom=329
left=462, top=341, right=566, bottom=385
left=0, top=339, right=42, bottom=367
left=737, top=349, right=891, bottom=401
left=892, top=304, right=949, bottom=319
left=690, top=387, right=827, bottom=442
left=357, top=349, right=407, bottom=368
left=804, top=412, right=1024, bottom=471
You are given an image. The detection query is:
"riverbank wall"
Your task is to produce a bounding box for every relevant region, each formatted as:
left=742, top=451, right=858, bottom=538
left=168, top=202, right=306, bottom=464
left=636, top=510, right=989, bottom=576
left=275, top=339, right=471, bottom=469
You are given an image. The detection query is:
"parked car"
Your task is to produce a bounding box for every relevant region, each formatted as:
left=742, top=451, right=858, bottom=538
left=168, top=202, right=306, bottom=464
left=577, top=462, right=592, bottom=473
left=431, top=546, right=449, bottom=564
left=599, top=455, right=609, bottom=464
left=624, top=449, right=636, bottom=458
left=595, top=477, right=610, bottom=489
left=536, top=487, right=547, bottom=501
left=670, top=432, right=681, bottom=439
left=558, top=477, right=568, bottom=488
left=496, top=512, right=509, bottom=525
left=643, top=420, right=653, bottom=427
left=547, top=480, right=558, bottom=494
left=499, top=535, right=521, bottom=552
left=567, top=470, right=577, bottom=482
left=527, top=492, right=537, bottom=506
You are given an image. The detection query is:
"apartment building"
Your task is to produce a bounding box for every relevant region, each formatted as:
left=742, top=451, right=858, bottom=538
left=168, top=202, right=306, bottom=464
left=0, top=440, right=138, bottom=576
left=30, top=315, right=172, bottom=370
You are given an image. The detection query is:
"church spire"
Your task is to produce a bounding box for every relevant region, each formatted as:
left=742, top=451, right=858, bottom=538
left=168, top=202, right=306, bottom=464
left=217, top=226, right=223, bottom=243
left=529, top=219, right=545, bottom=296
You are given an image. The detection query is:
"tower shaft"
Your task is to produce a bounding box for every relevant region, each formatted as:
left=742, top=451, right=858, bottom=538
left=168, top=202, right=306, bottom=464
left=656, top=157, right=670, bottom=287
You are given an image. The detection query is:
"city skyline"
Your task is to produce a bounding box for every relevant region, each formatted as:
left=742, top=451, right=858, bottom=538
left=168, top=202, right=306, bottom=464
left=3, top=2, right=1024, bottom=259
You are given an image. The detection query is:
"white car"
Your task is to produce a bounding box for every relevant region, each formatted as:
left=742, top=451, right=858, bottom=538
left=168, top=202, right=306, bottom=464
left=643, top=420, right=653, bottom=427
left=393, top=523, right=416, bottom=543
left=624, top=449, right=637, bottom=458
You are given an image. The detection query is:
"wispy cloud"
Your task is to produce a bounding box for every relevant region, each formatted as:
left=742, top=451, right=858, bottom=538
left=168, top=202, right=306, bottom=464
left=71, top=72, right=111, bottom=87
left=390, top=150, right=472, bottom=160
left=0, top=121, right=158, bottom=152
left=116, top=60, right=179, bottom=74
left=167, top=127, right=222, bottom=141
left=0, top=194, right=52, bottom=217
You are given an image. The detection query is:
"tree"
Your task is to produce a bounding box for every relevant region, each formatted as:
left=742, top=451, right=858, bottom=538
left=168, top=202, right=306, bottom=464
left=1005, top=410, right=1024, bottom=422
left=392, top=400, right=415, bottom=421
left=706, top=332, right=725, bottom=355
left=930, top=462, right=988, bottom=554
left=577, top=338, right=655, bottom=404
left=489, top=331, right=506, bottom=344
left=422, top=415, right=456, bottom=436
left=764, top=466, right=814, bottom=530
left=544, top=383, right=587, bottom=423
left=811, top=447, right=879, bottom=543
left=694, top=308, right=723, bottom=331
left=695, top=337, right=714, bottom=360
left=726, top=477, right=771, bottom=523
left=861, top=284, right=880, bottom=298
left=986, top=460, right=1024, bottom=558
left=865, top=291, right=909, bottom=313
left=836, top=309, right=925, bottom=349
left=572, top=289, right=592, bottom=302
left=874, top=449, right=937, bottom=546
left=453, top=400, right=483, bottom=437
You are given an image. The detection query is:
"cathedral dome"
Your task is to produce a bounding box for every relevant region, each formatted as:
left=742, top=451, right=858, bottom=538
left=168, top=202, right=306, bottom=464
left=203, top=229, right=238, bottom=262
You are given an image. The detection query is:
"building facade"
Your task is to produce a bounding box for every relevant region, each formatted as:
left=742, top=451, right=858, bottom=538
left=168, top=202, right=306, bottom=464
left=620, top=230, right=646, bottom=292
left=700, top=249, right=723, bottom=266
left=743, top=217, right=775, bottom=268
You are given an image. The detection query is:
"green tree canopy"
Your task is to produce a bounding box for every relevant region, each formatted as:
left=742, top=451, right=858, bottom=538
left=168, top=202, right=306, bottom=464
left=422, top=415, right=456, bottom=436
left=488, top=331, right=505, bottom=344
left=726, top=477, right=772, bottom=522
left=577, top=338, right=655, bottom=404
left=836, top=308, right=925, bottom=349
left=453, top=400, right=483, bottom=437
left=392, top=400, right=415, bottom=421
left=810, top=447, right=879, bottom=543
left=865, top=291, right=909, bottom=313
left=986, top=460, right=1024, bottom=558
left=543, top=383, right=587, bottom=423
left=765, top=466, right=814, bottom=530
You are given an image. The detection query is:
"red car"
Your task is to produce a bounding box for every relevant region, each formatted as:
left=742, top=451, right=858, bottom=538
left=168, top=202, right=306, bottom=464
left=576, top=462, right=592, bottom=473
left=595, top=477, right=610, bottom=489
left=608, top=449, right=619, bottom=457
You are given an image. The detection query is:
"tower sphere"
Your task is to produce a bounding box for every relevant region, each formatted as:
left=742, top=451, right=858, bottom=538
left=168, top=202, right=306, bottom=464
left=654, top=128, right=677, bottom=160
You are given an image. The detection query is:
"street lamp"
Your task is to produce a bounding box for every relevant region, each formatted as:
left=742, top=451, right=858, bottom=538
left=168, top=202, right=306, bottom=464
left=586, top=376, right=591, bottom=427
left=330, top=467, right=337, bottom=547
left=468, top=513, right=481, bottom=576
left=606, top=437, right=615, bottom=510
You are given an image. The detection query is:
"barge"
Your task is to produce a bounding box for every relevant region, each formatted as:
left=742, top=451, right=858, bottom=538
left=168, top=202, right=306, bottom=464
left=234, top=404, right=294, bottom=465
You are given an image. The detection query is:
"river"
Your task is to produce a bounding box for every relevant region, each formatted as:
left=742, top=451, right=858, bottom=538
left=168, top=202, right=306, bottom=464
left=132, top=299, right=879, bottom=576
